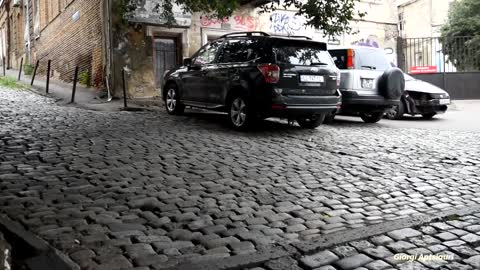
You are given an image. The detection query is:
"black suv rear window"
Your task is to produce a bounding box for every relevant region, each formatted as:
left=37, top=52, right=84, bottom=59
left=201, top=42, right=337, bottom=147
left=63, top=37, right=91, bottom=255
left=329, top=49, right=348, bottom=69
left=217, top=39, right=271, bottom=63
left=273, top=41, right=334, bottom=66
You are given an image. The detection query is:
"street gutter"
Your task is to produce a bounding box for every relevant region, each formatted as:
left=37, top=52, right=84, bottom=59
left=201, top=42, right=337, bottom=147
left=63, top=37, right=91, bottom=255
left=0, top=214, right=78, bottom=270
left=166, top=204, right=480, bottom=270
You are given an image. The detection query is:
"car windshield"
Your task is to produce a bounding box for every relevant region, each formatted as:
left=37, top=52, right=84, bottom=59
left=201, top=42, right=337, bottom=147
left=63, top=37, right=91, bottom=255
left=274, top=42, right=334, bottom=66
left=404, top=74, right=415, bottom=81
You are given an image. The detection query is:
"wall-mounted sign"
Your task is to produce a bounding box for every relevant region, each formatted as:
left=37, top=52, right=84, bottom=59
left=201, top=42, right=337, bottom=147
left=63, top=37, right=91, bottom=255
left=72, top=11, right=80, bottom=22
left=410, top=66, right=438, bottom=74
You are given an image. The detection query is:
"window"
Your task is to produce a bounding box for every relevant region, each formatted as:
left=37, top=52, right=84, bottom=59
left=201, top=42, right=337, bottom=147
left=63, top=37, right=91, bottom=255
left=9, top=15, right=14, bottom=51
left=217, top=39, right=270, bottom=63
left=274, top=42, right=334, bottom=67
left=329, top=50, right=348, bottom=69
left=398, top=12, right=404, bottom=32
left=356, top=48, right=391, bottom=71
left=193, top=41, right=222, bottom=65
left=415, top=52, right=423, bottom=66
left=33, top=0, right=40, bottom=37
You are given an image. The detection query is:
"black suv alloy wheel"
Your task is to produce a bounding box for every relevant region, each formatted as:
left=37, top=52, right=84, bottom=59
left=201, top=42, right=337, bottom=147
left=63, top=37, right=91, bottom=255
left=165, top=85, right=185, bottom=115
left=228, top=96, right=253, bottom=130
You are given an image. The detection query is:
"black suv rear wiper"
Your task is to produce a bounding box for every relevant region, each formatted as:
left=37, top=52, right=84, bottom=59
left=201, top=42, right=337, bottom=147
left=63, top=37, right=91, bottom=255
left=310, top=62, right=328, bottom=66
left=361, top=65, right=377, bottom=70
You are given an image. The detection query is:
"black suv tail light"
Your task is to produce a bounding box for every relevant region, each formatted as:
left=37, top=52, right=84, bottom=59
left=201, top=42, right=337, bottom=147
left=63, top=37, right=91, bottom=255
left=257, top=64, right=280, bottom=84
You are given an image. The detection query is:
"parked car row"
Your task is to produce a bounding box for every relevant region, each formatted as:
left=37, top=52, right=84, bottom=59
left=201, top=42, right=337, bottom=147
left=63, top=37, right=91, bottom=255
left=162, top=31, right=450, bottom=130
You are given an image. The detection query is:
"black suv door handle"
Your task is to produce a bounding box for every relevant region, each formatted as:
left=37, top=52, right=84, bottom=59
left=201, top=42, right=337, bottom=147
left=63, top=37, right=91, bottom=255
left=201, top=69, right=209, bottom=75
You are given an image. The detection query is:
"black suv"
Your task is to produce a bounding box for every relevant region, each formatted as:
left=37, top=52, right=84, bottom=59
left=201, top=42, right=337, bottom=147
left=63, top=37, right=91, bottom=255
left=162, top=32, right=341, bottom=130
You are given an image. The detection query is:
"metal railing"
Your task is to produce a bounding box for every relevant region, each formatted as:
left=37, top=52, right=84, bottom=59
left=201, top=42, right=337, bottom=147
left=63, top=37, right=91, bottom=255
left=397, top=36, right=480, bottom=73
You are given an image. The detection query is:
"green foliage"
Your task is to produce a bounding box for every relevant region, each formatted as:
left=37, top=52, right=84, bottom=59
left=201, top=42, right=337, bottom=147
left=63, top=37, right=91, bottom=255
left=79, top=71, right=91, bottom=87
left=0, top=76, right=27, bottom=90
left=124, top=0, right=364, bottom=38
left=441, top=0, right=480, bottom=71
left=261, top=0, right=366, bottom=38
left=113, top=0, right=138, bottom=29
left=24, top=64, right=34, bottom=75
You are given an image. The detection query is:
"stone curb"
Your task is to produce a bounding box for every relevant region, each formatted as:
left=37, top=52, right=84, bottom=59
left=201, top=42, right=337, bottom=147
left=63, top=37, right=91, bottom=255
left=0, top=214, right=79, bottom=270
left=167, top=205, right=480, bottom=270
left=164, top=245, right=290, bottom=270
left=294, top=204, right=480, bottom=254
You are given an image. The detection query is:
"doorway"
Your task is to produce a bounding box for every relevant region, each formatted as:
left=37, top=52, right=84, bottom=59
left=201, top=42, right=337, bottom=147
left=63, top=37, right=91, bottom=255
left=154, top=38, right=178, bottom=88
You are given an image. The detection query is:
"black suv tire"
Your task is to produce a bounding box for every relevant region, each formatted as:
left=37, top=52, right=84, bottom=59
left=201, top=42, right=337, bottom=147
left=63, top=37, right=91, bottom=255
left=165, top=84, right=185, bottom=115
left=228, top=95, right=254, bottom=131
left=297, top=114, right=325, bottom=129
left=360, top=112, right=384, bottom=123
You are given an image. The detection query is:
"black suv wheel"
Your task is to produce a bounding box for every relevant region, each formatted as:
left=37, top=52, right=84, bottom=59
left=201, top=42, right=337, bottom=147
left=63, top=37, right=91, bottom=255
left=228, top=96, right=253, bottom=130
left=360, top=112, right=384, bottom=123
left=297, top=114, right=325, bottom=129
left=165, top=85, right=185, bottom=115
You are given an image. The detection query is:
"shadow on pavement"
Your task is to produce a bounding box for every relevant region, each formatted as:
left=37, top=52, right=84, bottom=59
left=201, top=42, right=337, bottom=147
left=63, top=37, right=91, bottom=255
left=394, top=116, right=446, bottom=122
left=181, top=110, right=310, bottom=134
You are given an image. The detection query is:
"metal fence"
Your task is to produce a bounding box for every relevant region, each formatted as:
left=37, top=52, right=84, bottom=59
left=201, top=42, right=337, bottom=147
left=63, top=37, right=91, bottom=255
left=397, top=36, right=480, bottom=73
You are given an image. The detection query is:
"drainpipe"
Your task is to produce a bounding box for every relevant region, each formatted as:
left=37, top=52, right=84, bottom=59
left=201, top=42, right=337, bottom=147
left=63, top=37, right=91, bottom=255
left=429, top=0, right=433, bottom=37
left=6, top=0, right=10, bottom=69
left=25, top=0, right=31, bottom=62
left=105, top=0, right=115, bottom=98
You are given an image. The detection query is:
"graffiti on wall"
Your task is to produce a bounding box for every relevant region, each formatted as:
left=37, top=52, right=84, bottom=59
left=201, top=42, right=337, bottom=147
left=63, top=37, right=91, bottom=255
left=350, top=34, right=398, bottom=66
left=269, top=12, right=306, bottom=35
left=200, top=15, right=256, bottom=31
left=351, top=35, right=380, bottom=48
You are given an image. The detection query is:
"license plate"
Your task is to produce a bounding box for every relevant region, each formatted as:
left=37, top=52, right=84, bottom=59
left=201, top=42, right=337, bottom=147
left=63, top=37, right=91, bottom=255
left=300, top=75, right=324, bottom=83
left=361, top=78, right=374, bottom=89
left=439, top=99, right=450, bottom=105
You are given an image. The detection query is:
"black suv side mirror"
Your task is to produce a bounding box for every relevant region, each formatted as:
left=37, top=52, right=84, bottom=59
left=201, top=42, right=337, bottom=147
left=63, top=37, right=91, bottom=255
left=183, top=58, right=192, bottom=66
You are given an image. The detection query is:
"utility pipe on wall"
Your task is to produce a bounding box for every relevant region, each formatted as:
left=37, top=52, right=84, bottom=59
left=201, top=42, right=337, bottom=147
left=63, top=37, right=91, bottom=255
left=25, top=0, right=31, bottom=62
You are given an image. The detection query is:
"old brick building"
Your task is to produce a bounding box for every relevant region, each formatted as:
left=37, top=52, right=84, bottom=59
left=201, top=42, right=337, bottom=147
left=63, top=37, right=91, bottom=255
left=0, top=0, right=26, bottom=70
left=0, top=0, right=106, bottom=87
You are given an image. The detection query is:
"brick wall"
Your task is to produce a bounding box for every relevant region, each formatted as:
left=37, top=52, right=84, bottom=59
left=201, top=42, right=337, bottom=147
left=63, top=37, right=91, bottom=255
left=32, top=0, right=104, bottom=88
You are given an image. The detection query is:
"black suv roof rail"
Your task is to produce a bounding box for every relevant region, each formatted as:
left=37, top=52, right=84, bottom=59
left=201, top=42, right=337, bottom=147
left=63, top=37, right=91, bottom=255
left=218, top=31, right=270, bottom=39
left=270, top=34, right=312, bottom=40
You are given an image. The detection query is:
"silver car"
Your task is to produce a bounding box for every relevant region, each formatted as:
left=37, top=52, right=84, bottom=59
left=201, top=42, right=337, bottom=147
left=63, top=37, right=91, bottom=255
left=327, top=46, right=405, bottom=123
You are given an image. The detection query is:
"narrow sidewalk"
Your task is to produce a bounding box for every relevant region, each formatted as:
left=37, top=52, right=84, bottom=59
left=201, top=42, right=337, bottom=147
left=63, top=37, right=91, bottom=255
left=2, top=67, right=158, bottom=112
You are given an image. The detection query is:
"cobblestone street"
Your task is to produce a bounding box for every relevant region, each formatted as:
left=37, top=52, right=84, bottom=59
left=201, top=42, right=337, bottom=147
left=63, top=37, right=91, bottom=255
left=1, top=87, right=480, bottom=270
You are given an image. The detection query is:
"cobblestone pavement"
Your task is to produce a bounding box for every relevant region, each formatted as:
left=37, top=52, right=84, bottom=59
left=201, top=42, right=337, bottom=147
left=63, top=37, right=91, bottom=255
left=247, top=211, right=480, bottom=270
left=0, top=88, right=480, bottom=269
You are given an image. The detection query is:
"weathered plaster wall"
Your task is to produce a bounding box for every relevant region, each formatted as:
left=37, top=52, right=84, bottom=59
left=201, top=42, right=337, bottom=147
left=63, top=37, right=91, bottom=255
left=396, top=0, right=454, bottom=38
